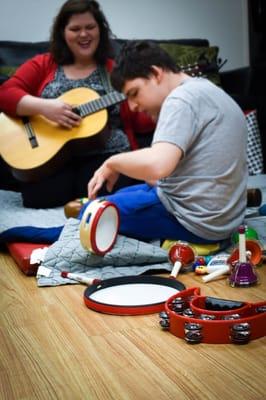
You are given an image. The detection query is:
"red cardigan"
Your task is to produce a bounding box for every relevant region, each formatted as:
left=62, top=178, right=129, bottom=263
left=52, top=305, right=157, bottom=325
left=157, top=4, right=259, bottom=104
left=0, top=53, right=155, bottom=149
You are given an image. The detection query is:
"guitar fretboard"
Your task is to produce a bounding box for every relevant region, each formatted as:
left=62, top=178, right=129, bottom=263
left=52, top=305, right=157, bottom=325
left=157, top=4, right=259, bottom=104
left=76, top=91, right=126, bottom=118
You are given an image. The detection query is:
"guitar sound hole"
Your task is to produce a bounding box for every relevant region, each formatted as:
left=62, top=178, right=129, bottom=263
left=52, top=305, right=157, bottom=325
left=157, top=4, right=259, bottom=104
left=72, top=107, right=81, bottom=116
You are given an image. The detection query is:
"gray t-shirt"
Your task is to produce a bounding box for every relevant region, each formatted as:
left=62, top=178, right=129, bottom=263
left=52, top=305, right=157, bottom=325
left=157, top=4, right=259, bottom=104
left=152, top=77, right=248, bottom=240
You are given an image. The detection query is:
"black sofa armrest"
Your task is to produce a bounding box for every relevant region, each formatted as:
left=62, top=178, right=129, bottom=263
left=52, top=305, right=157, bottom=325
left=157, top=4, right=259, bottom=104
left=0, top=40, right=49, bottom=85
left=220, top=67, right=251, bottom=97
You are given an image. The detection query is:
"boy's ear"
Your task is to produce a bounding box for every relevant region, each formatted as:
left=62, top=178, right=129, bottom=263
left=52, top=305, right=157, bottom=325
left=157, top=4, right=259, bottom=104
left=150, top=65, right=163, bottom=82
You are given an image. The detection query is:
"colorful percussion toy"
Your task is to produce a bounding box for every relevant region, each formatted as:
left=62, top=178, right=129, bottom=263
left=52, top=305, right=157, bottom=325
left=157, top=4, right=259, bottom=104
left=159, top=287, right=266, bottom=344
left=228, top=226, right=261, bottom=287
left=79, top=199, right=120, bottom=256
left=168, top=242, right=196, bottom=278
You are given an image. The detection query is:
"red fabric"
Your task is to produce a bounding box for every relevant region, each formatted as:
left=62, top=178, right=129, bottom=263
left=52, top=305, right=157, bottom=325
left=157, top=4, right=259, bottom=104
left=130, top=111, right=156, bottom=134
left=0, top=53, right=154, bottom=149
left=7, top=242, right=49, bottom=276
left=244, top=109, right=256, bottom=115
left=0, top=54, right=57, bottom=116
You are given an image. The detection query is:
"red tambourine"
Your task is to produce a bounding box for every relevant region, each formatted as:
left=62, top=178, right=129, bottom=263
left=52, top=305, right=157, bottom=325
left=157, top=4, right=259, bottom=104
left=160, top=287, right=266, bottom=344
left=79, top=199, right=120, bottom=256
left=84, top=275, right=185, bottom=315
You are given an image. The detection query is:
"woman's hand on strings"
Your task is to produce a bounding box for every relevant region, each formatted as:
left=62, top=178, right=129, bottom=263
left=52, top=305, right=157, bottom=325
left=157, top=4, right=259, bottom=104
left=41, top=99, right=81, bottom=128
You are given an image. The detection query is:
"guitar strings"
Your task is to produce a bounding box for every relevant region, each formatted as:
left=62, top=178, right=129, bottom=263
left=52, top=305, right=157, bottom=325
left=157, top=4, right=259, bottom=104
left=78, top=92, right=126, bottom=118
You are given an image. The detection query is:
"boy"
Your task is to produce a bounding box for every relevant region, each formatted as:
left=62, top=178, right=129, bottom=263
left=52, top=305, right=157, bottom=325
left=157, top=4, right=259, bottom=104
left=86, top=41, right=248, bottom=243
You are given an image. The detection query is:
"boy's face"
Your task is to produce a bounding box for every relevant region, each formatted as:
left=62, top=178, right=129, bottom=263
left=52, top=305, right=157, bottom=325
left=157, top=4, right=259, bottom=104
left=123, top=73, right=165, bottom=121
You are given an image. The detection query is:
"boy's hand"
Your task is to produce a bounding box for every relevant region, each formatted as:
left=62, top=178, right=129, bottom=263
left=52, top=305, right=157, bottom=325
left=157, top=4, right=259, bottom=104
left=88, top=162, right=120, bottom=199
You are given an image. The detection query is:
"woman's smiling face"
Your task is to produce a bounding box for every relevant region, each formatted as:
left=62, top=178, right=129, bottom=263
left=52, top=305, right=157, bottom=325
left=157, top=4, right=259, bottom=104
left=64, top=11, right=100, bottom=63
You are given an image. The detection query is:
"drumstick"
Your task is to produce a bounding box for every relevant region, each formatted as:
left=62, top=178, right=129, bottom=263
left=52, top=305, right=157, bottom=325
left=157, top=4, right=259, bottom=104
left=61, top=271, right=101, bottom=285
left=195, top=265, right=229, bottom=275
left=202, top=265, right=230, bottom=283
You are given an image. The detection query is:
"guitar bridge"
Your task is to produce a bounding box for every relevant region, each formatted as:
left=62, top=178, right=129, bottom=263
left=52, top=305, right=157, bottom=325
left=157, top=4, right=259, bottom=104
left=22, top=116, right=39, bottom=148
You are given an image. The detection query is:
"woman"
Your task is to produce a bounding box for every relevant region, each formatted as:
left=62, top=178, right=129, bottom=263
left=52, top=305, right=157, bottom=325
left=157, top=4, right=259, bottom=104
left=0, top=0, right=153, bottom=208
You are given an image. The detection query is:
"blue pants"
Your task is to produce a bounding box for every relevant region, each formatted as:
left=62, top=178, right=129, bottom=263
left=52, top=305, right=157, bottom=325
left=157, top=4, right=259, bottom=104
left=79, top=183, right=221, bottom=244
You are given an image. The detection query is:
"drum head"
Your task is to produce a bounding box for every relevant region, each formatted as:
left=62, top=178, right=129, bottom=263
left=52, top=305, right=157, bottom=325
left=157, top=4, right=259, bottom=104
left=84, top=275, right=185, bottom=315
left=80, top=200, right=120, bottom=255
left=91, top=204, right=119, bottom=254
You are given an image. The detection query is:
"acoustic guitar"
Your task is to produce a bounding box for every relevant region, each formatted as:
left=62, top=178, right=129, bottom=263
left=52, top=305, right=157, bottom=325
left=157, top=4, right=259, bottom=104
left=0, top=87, right=126, bottom=182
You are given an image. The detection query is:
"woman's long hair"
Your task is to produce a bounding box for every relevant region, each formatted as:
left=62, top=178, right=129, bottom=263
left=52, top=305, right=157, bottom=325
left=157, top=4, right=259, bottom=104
left=50, top=0, right=113, bottom=65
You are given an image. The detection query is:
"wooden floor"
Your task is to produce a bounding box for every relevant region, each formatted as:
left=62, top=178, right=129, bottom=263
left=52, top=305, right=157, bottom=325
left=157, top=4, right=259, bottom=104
left=0, top=249, right=265, bottom=400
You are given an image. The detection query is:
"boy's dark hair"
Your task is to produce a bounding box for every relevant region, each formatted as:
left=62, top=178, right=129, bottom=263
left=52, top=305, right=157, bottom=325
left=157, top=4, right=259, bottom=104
left=50, top=0, right=113, bottom=65
left=111, top=40, right=179, bottom=92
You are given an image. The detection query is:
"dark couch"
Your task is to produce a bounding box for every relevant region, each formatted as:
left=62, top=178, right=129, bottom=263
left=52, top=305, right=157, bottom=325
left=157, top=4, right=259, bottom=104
left=0, top=38, right=265, bottom=190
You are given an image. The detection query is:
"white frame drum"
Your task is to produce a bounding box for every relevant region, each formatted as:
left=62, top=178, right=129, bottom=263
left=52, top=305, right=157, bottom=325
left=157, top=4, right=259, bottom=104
left=84, top=276, right=186, bottom=315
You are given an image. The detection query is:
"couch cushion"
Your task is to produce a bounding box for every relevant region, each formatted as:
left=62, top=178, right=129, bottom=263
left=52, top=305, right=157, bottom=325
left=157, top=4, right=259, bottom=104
left=245, top=109, right=264, bottom=175
left=0, top=39, right=210, bottom=84
left=112, top=38, right=209, bottom=58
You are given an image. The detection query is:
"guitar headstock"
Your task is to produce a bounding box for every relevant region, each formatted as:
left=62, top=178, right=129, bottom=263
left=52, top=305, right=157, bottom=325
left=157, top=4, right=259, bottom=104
left=179, top=62, right=203, bottom=77
left=179, top=59, right=220, bottom=78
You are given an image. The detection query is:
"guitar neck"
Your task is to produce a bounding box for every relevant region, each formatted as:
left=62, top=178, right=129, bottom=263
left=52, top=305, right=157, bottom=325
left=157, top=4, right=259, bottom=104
left=75, top=91, right=126, bottom=118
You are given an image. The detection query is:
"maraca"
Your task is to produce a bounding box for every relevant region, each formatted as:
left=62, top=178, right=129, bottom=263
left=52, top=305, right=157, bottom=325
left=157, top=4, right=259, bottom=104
left=168, top=242, right=196, bottom=278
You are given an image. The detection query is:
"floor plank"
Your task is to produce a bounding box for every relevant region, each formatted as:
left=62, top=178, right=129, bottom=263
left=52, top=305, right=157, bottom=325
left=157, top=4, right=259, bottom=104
left=0, top=250, right=265, bottom=400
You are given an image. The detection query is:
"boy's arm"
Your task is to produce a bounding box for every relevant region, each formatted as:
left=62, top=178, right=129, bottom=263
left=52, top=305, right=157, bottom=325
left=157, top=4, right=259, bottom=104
left=88, top=142, right=182, bottom=199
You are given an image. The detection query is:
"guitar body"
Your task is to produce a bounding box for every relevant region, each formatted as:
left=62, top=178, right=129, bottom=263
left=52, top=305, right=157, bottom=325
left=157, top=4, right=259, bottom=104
left=0, top=87, right=109, bottom=182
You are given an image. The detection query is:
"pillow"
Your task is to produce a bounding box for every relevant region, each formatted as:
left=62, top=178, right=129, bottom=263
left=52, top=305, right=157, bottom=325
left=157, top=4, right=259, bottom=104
left=159, top=43, right=221, bottom=85
left=7, top=242, right=50, bottom=276
left=245, top=110, right=264, bottom=175
left=0, top=66, right=17, bottom=84
left=0, top=65, right=17, bottom=78
left=0, top=190, right=66, bottom=244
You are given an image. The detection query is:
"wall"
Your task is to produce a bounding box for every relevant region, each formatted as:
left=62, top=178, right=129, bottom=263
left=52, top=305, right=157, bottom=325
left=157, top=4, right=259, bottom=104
left=0, top=0, right=249, bottom=71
